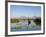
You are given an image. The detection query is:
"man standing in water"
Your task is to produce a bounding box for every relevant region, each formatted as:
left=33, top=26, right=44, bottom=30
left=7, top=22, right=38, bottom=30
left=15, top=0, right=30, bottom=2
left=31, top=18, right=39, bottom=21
left=28, top=20, right=31, bottom=26
left=27, top=20, right=31, bottom=30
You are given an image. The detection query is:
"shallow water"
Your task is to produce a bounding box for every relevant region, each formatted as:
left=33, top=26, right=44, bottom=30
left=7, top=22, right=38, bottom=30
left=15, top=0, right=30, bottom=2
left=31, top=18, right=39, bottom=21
left=11, top=26, right=41, bottom=32
left=10, top=23, right=41, bottom=32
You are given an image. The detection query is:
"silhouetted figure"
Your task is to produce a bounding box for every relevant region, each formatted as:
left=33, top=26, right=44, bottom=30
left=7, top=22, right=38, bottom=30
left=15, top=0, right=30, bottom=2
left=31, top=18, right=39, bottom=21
left=28, top=20, right=31, bottom=26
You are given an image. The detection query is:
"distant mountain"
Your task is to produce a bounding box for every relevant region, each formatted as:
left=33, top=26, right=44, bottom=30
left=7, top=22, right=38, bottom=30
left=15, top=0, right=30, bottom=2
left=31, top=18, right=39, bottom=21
left=11, top=16, right=40, bottom=20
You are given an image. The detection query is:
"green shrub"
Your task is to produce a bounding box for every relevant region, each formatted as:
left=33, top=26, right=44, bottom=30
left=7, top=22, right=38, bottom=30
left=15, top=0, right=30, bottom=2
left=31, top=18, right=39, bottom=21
left=11, top=19, right=19, bottom=23
left=34, top=18, right=41, bottom=26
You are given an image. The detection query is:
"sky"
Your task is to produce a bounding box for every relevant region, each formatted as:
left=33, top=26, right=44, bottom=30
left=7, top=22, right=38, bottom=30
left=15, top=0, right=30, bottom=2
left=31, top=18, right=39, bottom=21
left=10, top=5, right=41, bottom=18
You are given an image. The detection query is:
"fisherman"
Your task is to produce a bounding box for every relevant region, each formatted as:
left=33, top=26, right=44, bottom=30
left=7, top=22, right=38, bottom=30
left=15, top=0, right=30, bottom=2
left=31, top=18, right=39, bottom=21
left=28, top=20, right=31, bottom=26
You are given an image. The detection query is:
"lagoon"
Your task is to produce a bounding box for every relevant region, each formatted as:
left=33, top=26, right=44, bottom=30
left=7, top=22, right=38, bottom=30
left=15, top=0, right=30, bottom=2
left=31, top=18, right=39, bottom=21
left=10, top=20, right=41, bottom=32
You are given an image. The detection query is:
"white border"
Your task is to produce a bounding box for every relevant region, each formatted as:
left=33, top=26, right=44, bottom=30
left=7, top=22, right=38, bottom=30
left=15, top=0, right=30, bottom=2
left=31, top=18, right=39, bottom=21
left=8, top=2, right=43, bottom=35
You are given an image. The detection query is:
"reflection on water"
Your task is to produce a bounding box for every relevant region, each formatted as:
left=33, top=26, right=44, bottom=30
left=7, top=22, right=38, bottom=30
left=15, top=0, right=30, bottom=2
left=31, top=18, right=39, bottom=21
left=10, top=20, right=41, bottom=32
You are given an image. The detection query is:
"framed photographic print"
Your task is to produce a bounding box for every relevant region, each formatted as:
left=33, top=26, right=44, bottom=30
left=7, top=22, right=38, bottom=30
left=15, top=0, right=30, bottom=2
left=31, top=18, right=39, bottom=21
left=5, top=1, right=45, bottom=36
